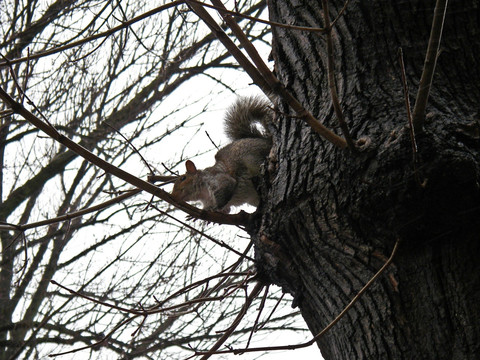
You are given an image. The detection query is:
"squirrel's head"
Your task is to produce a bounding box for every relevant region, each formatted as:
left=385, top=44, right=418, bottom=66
left=171, top=160, right=199, bottom=201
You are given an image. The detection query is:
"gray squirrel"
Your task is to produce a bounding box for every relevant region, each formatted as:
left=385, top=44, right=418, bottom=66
left=171, top=96, right=272, bottom=213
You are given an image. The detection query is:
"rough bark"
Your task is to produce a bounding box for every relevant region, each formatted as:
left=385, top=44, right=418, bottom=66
left=255, top=0, right=480, bottom=359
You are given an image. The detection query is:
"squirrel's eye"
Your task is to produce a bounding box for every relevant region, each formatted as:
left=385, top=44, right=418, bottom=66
left=180, top=176, right=187, bottom=181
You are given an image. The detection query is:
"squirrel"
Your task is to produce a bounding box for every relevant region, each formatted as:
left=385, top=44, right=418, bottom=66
left=171, top=96, right=272, bottom=213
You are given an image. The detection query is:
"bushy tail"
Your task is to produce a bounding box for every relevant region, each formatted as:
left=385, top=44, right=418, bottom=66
left=224, top=96, right=272, bottom=140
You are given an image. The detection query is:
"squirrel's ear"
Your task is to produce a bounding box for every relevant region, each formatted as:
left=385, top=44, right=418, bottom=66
left=185, top=160, right=197, bottom=174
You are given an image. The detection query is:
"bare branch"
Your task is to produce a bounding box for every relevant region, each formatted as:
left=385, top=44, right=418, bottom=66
left=0, top=87, right=250, bottom=226
left=195, top=282, right=265, bottom=360
left=412, top=0, right=449, bottom=132
left=188, top=0, right=348, bottom=149
left=321, top=0, right=356, bottom=150
left=0, top=189, right=141, bottom=232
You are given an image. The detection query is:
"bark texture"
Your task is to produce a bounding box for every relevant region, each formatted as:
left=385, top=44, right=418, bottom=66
left=255, top=1, right=480, bottom=359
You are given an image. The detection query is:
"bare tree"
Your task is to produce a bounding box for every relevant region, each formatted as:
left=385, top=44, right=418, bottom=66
left=3, top=0, right=478, bottom=360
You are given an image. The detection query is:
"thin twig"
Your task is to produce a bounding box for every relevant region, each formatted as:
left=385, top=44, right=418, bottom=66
left=245, top=285, right=269, bottom=349
left=205, top=130, right=219, bottom=150
left=398, top=48, right=418, bottom=161
left=398, top=47, right=426, bottom=187
left=104, top=121, right=155, bottom=175
left=21, top=48, right=31, bottom=104
left=321, top=0, right=356, bottom=150
left=331, top=0, right=351, bottom=29
left=219, top=271, right=255, bottom=306
left=197, top=282, right=265, bottom=360
left=0, top=189, right=142, bottom=232
left=411, top=0, right=448, bottom=133
left=308, top=239, right=400, bottom=344
left=1, top=54, right=55, bottom=129
left=14, top=233, right=28, bottom=283
left=256, top=293, right=285, bottom=331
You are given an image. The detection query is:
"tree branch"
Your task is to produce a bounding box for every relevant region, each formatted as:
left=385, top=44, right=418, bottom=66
left=189, top=0, right=348, bottom=149
left=321, top=0, right=356, bottom=150
left=0, top=87, right=250, bottom=226
left=412, top=0, right=448, bottom=133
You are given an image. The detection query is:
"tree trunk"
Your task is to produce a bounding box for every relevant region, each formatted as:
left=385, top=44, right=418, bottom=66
left=255, top=0, right=480, bottom=359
